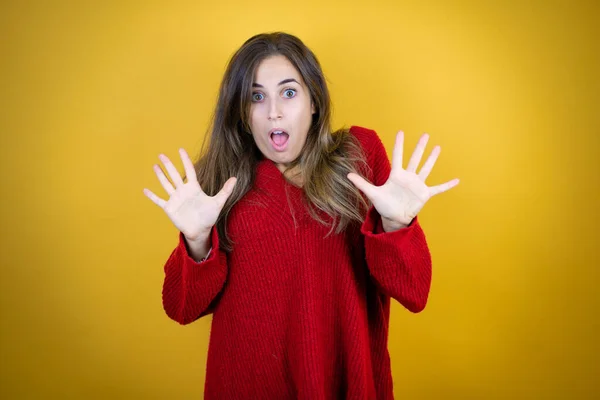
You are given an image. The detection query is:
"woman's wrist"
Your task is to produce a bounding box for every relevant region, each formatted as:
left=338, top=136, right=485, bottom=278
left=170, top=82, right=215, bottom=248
left=184, top=229, right=212, bottom=262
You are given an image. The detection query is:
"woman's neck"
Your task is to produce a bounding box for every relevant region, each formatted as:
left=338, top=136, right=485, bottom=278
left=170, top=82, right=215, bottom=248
left=277, top=163, right=304, bottom=188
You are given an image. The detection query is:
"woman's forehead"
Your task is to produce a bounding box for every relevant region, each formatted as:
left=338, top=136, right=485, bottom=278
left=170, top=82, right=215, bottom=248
left=253, top=55, right=303, bottom=86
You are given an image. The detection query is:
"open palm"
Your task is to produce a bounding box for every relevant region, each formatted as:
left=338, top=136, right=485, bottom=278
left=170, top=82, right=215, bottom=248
left=143, top=149, right=237, bottom=241
left=348, top=131, right=459, bottom=230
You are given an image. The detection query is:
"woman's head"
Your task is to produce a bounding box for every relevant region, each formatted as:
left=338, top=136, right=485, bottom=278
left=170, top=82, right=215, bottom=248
left=249, top=54, right=315, bottom=171
left=196, top=32, right=369, bottom=251
left=217, top=32, right=332, bottom=170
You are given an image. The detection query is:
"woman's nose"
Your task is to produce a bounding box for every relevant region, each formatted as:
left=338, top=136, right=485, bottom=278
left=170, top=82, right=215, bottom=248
left=268, top=99, right=283, bottom=120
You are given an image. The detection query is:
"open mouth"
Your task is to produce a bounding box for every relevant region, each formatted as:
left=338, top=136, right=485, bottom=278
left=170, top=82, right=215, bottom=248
left=270, top=129, right=289, bottom=151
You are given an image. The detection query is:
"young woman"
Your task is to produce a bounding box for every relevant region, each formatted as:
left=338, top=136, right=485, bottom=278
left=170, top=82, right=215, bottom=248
left=144, top=32, right=459, bottom=400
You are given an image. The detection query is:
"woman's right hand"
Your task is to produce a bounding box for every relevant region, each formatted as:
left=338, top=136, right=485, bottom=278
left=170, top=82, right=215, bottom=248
left=143, top=148, right=237, bottom=243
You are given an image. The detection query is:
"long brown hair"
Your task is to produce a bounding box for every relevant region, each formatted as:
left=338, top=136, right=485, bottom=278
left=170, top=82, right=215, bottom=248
left=194, top=32, right=370, bottom=251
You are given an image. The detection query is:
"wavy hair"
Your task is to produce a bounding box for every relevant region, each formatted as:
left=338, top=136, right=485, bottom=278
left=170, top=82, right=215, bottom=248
left=194, top=32, right=370, bottom=251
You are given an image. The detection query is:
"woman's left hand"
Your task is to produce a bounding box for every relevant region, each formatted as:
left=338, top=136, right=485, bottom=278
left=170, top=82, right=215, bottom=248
left=347, top=131, right=460, bottom=232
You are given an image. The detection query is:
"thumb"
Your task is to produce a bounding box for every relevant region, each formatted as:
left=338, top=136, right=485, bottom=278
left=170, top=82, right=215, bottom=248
left=347, top=172, right=377, bottom=201
left=214, top=177, right=237, bottom=207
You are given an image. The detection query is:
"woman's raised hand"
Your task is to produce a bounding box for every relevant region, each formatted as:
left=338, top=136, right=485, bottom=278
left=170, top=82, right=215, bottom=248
left=348, top=131, right=459, bottom=232
left=143, top=148, right=237, bottom=242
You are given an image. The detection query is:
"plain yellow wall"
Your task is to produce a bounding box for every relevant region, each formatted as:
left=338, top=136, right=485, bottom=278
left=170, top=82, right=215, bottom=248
left=1, top=0, right=598, bottom=398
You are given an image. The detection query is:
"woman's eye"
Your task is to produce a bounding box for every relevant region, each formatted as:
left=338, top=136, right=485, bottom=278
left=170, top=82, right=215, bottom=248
left=252, top=93, right=264, bottom=102
left=284, top=89, right=296, bottom=98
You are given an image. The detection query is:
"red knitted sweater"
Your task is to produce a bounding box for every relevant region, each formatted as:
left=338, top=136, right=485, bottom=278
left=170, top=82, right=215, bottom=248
left=162, top=126, right=432, bottom=399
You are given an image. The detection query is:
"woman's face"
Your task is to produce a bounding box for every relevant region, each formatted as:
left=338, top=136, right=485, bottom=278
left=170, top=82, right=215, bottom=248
left=249, top=55, right=315, bottom=172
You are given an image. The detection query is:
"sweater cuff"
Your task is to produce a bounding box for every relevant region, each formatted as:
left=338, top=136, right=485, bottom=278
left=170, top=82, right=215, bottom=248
left=178, top=226, right=219, bottom=265
left=176, top=226, right=223, bottom=289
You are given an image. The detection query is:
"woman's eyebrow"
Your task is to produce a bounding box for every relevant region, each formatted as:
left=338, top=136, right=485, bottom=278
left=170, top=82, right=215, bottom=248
left=252, top=78, right=300, bottom=88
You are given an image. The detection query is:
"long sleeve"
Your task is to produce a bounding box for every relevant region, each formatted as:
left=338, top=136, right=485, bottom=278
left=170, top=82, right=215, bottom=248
left=355, top=126, right=432, bottom=313
left=162, top=225, right=228, bottom=324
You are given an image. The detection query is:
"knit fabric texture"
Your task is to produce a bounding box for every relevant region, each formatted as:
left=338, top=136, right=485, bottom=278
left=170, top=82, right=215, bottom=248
left=162, top=125, right=432, bottom=399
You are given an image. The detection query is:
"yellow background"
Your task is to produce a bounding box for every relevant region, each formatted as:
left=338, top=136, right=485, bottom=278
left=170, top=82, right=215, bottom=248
left=1, top=0, right=598, bottom=398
